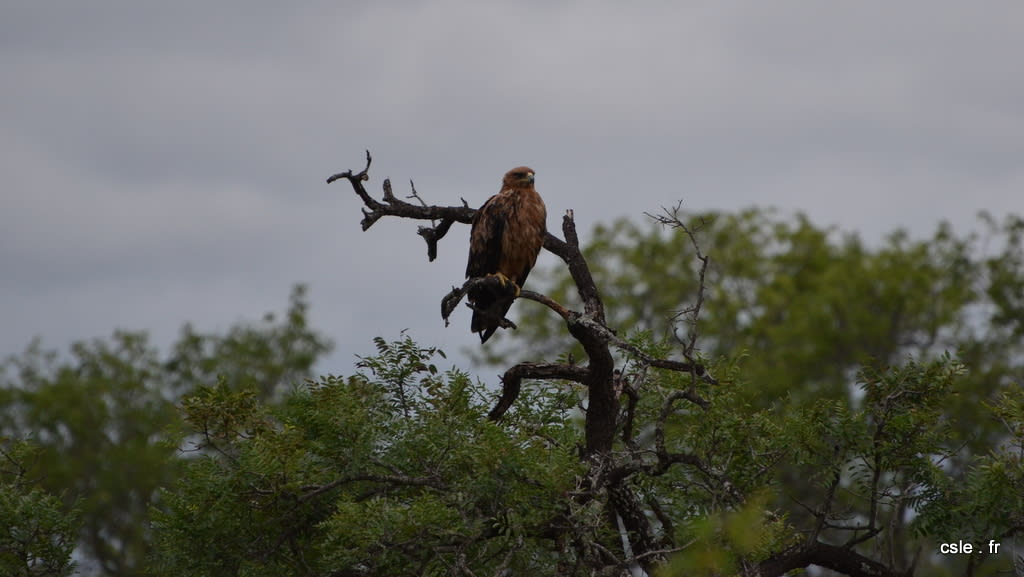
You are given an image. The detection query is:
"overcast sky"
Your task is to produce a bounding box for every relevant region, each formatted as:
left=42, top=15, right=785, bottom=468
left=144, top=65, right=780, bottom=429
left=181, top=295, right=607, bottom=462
left=2, top=2, right=1022, bottom=376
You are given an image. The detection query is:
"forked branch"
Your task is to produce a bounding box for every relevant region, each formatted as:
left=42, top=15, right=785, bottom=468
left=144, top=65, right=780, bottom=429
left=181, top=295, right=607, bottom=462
left=330, top=154, right=715, bottom=572
left=327, top=150, right=475, bottom=260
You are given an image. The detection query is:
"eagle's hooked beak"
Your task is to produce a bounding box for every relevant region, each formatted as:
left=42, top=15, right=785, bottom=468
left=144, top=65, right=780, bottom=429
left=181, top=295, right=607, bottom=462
left=526, top=172, right=535, bottom=183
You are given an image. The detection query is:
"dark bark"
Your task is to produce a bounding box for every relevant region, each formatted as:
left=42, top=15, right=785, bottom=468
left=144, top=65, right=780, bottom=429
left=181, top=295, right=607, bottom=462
left=757, top=542, right=910, bottom=577
left=327, top=151, right=474, bottom=260
left=330, top=154, right=720, bottom=574
left=487, top=362, right=588, bottom=421
left=331, top=155, right=919, bottom=577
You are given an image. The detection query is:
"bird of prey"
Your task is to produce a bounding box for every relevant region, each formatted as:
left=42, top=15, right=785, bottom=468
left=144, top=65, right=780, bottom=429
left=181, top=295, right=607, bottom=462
left=465, top=167, right=547, bottom=343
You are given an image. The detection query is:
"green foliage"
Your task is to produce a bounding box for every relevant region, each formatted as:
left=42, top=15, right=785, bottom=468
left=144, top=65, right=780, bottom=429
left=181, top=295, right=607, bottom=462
left=152, top=327, right=1024, bottom=576
left=0, top=331, right=175, bottom=576
left=496, top=210, right=1020, bottom=407
left=5, top=208, right=1024, bottom=576
left=153, top=335, right=583, bottom=576
left=0, top=439, right=80, bottom=577
left=165, top=285, right=333, bottom=401
left=0, top=285, right=332, bottom=577
left=916, top=385, right=1024, bottom=543
left=467, top=209, right=1024, bottom=574
left=658, top=492, right=796, bottom=576
left=640, top=351, right=1020, bottom=576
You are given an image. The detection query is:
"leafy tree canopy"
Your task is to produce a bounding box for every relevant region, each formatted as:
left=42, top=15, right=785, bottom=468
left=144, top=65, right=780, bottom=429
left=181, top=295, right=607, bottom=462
left=0, top=438, right=80, bottom=577
left=0, top=285, right=332, bottom=577
left=492, top=209, right=1024, bottom=448
left=151, top=337, right=1024, bottom=576
left=4, top=179, right=1023, bottom=576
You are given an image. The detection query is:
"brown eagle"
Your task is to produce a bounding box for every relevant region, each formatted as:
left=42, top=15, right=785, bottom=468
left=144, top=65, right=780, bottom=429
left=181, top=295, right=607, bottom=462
left=466, top=166, right=547, bottom=343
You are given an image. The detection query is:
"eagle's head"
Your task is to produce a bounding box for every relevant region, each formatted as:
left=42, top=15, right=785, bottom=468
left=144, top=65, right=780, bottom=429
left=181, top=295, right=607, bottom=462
left=503, top=167, right=536, bottom=189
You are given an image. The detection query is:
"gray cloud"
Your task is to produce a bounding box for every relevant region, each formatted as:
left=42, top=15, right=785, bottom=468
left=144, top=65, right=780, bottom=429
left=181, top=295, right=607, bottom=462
left=2, top=1, right=1022, bottom=373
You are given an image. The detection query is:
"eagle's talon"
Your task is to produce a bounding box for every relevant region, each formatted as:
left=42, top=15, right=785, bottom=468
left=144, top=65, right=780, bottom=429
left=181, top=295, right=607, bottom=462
left=489, top=272, right=512, bottom=286
left=486, top=272, right=520, bottom=296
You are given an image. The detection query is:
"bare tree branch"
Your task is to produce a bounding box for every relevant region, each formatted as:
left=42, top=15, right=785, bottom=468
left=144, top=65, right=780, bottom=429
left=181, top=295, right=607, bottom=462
left=646, top=203, right=710, bottom=359
left=330, top=154, right=720, bottom=572
left=441, top=279, right=571, bottom=328
left=756, top=541, right=908, bottom=577
left=487, top=362, right=589, bottom=421
left=327, top=151, right=475, bottom=261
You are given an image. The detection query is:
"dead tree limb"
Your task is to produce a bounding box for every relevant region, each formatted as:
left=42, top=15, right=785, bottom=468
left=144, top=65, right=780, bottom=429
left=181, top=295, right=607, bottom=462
left=441, top=279, right=571, bottom=328
left=646, top=203, right=710, bottom=359
left=329, top=154, right=714, bottom=572
left=487, top=362, right=589, bottom=421
left=327, top=150, right=475, bottom=261
left=756, top=542, right=909, bottom=577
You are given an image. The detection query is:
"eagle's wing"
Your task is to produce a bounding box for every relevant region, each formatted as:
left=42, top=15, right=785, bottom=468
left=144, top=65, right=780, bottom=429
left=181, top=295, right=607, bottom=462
left=466, top=193, right=504, bottom=280
left=466, top=193, right=516, bottom=343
